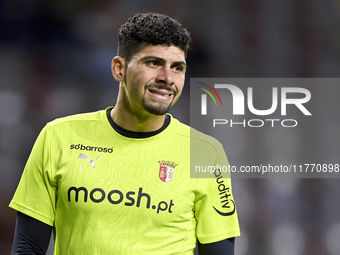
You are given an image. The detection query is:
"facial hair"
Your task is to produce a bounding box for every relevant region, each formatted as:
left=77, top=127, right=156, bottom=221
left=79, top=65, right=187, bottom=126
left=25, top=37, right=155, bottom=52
left=142, top=84, right=176, bottom=115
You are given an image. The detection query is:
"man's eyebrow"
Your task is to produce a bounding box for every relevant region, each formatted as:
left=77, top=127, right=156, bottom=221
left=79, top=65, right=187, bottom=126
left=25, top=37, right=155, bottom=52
left=173, top=61, right=187, bottom=66
left=142, top=56, right=187, bottom=66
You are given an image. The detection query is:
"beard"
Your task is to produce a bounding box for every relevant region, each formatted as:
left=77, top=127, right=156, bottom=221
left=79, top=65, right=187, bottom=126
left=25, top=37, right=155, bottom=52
left=141, top=84, right=176, bottom=115
left=141, top=98, right=173, bottom=115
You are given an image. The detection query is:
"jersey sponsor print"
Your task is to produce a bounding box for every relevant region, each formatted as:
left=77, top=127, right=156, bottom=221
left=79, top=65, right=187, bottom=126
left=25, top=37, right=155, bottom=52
left=213, top=169, right=235, bottom=216
left=67, top=186, right=174, bottom=214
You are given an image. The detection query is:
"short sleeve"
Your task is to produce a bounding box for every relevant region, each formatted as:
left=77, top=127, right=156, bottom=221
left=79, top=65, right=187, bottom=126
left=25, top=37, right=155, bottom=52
left=9, top=126, right=56, bottom=226
left=194, top=144, right=240, bottom=244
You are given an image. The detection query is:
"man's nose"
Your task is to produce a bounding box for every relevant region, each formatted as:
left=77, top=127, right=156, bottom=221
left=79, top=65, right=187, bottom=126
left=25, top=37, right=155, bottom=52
left=156, top=67, right=173, bottom=86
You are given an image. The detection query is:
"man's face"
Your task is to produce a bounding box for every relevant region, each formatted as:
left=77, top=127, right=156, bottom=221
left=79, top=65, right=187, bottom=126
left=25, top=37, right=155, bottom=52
left=123, top=45, right=187, bottom=116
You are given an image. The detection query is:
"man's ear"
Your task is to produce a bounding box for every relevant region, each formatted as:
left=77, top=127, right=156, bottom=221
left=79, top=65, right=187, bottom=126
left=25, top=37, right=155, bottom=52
left=111, top=56, right=126, bottom=81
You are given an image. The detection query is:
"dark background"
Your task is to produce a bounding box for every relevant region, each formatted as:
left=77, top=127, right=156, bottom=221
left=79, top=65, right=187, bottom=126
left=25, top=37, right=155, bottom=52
left=1, top=0, right=340, bottom=254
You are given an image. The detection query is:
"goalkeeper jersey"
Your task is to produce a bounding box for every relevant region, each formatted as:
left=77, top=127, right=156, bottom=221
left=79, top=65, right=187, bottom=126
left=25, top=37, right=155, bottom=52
left=9, top=108, right=240, bottom=255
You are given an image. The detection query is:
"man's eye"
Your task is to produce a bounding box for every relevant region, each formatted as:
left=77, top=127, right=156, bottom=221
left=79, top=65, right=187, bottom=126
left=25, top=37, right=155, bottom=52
left=174, top=65, right=184, bottom=72
left=149, top=60, right=159, bottom=66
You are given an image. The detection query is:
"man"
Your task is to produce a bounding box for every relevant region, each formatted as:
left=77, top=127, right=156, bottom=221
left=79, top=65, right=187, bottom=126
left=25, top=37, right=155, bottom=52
left=10, top=13, right=240, bottom=254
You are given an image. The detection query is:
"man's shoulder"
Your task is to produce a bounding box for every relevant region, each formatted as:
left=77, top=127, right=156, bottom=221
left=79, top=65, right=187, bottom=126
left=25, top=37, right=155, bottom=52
left=172, top=117, right=222, bottom=150
left=46, top=109, right=104, bottom=128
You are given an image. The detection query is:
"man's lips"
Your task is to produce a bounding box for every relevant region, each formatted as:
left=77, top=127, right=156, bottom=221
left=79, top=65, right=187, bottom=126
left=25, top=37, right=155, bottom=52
left=148, top=88, right=173, bottom=97
left=147, top=86, right=175, bottom=100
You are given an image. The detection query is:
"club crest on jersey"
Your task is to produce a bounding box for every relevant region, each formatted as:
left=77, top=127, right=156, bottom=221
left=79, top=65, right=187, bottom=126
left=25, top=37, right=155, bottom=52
left=158, top=161, right=178, bottom=182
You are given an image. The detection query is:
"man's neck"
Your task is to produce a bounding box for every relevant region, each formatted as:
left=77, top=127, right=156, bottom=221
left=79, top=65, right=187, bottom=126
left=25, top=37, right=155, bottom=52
left=110, top=106, right=166, bottom=132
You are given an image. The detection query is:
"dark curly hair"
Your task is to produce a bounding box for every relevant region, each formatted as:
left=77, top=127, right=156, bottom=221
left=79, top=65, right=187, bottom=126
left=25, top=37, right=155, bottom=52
left=118, top=13, right=191, bottom=62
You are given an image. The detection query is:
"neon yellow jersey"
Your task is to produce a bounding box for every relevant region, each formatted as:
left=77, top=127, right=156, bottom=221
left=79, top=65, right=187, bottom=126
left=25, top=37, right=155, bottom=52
left=9, top=108, right=240, bottom=255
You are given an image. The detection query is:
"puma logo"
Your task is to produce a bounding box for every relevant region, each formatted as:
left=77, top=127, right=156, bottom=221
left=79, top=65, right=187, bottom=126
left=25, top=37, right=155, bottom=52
left=78, top=153, right=101, bottom=170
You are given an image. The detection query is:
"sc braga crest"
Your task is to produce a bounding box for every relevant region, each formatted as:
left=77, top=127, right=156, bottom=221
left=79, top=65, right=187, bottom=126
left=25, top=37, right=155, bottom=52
left=200, top=84, right=312, bottom=128
left=158, top=161, right=178, bottom=182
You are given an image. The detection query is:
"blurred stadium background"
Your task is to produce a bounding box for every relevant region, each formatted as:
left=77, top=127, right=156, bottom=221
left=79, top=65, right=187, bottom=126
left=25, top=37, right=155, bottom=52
left=1, top=0, right=340, bottom=254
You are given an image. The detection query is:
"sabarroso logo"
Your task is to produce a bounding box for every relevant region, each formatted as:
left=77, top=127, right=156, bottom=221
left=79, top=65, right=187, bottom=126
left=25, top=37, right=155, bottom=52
left=70, top=144, right=113, bottom=153
left=197, top=82, right=312, bottom=128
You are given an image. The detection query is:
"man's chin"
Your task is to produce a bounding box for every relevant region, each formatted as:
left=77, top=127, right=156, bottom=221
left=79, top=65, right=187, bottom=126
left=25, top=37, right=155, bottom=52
left=143, top=103, right=172, bottom=116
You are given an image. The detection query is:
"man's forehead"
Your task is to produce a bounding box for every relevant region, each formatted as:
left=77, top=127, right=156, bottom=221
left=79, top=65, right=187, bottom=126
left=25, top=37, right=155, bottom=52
left=133, top=44, right=186, bottom=63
